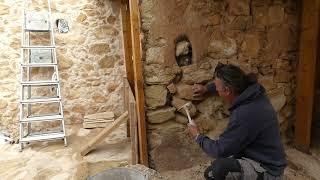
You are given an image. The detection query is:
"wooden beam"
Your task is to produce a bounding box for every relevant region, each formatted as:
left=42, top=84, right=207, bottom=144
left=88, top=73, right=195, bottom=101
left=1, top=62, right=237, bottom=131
left=80, top=111, right=128, bottom=156
left=295, top=0, right=320, bottom=151
left=123, top=77, right=130, bottom=137
left=121, top=0, right=135, bottom=92
left=129, top=0, right=149, bottom=166
left=129, top=92, right=139, bottom=164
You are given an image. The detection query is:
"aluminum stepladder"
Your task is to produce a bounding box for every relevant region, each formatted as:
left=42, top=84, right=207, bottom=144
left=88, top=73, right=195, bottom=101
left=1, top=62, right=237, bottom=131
left=19, top=0, right=67, bottom=151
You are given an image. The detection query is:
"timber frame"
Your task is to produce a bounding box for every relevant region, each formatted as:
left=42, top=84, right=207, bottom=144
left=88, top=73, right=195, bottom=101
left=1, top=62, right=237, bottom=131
left=120, top=0, right=148, bottom=166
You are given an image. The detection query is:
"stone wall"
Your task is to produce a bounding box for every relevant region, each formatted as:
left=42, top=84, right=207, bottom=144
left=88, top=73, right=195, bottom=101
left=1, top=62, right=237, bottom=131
left=140, top=0, right=300, bottom=171
left=0, top=0, right=125, bottom=138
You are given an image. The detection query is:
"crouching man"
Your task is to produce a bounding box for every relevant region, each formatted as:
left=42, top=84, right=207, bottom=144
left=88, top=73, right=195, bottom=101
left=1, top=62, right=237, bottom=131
left=188, top=63, right=286, bottom=180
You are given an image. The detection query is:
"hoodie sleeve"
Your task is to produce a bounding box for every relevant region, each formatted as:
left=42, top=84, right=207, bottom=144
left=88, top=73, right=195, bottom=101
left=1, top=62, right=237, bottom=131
left=206, top=83, right=217, bottom=95
left=196, top=111, right=258, bottom=158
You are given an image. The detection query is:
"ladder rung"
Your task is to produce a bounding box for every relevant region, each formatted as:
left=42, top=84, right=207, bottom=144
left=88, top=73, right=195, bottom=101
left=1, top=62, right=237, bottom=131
left=21, top=63, right=57, bottom=67
left=21, top=97, right=60, bottom=104
left=22, top=46, right=55, bottom=49
left=21, top=80, right=59, bottom=86
left=24, top=29, right=51, bottom=32
left=21, top=114, right=63, bottom=123
left=20, top=132, right=65, bottom=142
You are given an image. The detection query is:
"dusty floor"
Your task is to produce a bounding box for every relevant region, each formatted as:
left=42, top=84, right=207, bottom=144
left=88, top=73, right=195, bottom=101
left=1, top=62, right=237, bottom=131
left=0, top=124, right=131, bottom=180
left=0, top=124, right=320, bottom=180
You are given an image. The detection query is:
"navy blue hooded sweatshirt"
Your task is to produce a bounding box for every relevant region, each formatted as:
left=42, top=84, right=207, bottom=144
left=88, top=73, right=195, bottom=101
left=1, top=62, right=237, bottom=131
left=196, top=83, right=287, bottom=176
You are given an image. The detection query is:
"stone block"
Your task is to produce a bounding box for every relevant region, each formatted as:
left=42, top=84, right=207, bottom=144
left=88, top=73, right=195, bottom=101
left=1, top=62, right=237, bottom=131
left=229, top=16, right=252, bottom=31
left=268, top=5, right=284, bottom=26
left=208, top=32, right=237, bottom=59
left=274, top=70, right=292, bottom=83
left=147, top=107, right=176, bottom=124
left=269, top=89, right=286, bottom=112
left=89, top=43, right=111, bottom=55
left=259, top=75, right=276, bottom=91
left=145, top=47, right=165, bottom=64
left=227, top=0, right=250, bottom=16
left=171, top=96, right=197, bottom=117
left=181, top=65, right=213, bottom=85
left=241, top=33, right=261, bottom=58
left=98, top=55, right=116, bottom=69
left=144, top=64, right=181, bottom=85
left=145, top=85, right=167, bottom=109
left=175, top=113, right=188, bottom=125
left=0, top=4, right=9, bottom=15
left=58, top=54, right=74, bottom=70
left=0, top=100, right=8, bottom=109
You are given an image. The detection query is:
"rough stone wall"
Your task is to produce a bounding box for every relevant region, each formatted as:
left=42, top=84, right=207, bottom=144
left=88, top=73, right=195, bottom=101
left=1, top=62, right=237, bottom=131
left=140, top=0, right=300, bottom=171
left=0, top=0, right=125, bottom=137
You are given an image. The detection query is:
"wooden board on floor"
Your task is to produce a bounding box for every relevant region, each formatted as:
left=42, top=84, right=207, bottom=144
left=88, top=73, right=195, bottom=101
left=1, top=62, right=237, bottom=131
left=80, top=111, right=128, bottom=156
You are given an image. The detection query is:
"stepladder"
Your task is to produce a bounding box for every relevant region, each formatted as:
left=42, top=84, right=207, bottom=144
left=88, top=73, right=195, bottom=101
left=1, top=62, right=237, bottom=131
left=19, top=0, right=67, bottom=151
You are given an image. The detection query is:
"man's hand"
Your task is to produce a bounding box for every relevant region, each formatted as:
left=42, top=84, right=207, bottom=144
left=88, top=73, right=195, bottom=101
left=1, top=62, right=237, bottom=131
left=193, top=84, right=207, bottom=97
left=188, top=123, right=200, bottom=139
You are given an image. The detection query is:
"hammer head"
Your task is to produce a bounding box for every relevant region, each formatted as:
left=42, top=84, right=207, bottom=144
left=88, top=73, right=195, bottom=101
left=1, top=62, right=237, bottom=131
left=177, top=102, right=192, bottom=111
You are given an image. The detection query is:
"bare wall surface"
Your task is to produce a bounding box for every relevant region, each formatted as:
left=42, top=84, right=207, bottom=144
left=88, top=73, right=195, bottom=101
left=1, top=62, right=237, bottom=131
left=140, top=0, right=300, bottom=172
left=0, top=0, right=125, bottom=138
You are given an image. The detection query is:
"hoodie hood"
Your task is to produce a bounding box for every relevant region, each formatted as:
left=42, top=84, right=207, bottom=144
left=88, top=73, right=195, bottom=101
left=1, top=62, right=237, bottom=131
left=229, top=83, right=266, bottom=111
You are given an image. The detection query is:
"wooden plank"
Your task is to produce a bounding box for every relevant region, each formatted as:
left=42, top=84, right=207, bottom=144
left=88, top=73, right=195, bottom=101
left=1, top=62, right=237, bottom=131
left=129, top=0, right=149, bottom=166
left=123, top=77, right=130, bottom=137
left=129, top=98, right=139, bottom=164
left=80, top=111, right=128, bottom=156
left=295, top=0, right=320, bottom=151
left=121, top=0, right=135, bottom=92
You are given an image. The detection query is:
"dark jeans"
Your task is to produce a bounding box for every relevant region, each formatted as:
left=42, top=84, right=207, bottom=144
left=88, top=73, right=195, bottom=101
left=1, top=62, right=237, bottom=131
left=204, top=158, right=241, bottom=180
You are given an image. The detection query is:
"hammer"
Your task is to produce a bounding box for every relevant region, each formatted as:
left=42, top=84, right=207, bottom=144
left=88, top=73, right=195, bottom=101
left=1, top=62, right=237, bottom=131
left=178, top=102, right=196, bottom=126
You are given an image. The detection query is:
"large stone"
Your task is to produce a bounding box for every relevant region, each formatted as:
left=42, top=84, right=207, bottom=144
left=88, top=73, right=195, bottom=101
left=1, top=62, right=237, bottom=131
left=144, top=64, right=181, bottom=85
left=175, top=113, right=188, bottom=125
left=0, top=4, right=9, bottom=15
left=58, top=54, right=73, bottom=70
left=147, top=107, right=176, bottom=124
left=227, top=0, right=250, bottom=16
left=208, top=33, right=237, bottom=59
left=175, top=41, right=190, bottom=57
left=71, top=105, right=86, bottom=114
left=92, top=92, right=107, bottom=103
left=229, top=16, right=252, bottom=31
left=269, top=89, right=286, bottom=112
left=0, top=100, right=8, bottom=109
left=145, top=47, right=165, bottom=64
left=241, top=34, right=260, bottom=57
left=89, top=43, right=111, bottom=55
left=171, top=96, right=197, bottom=117
left=94, top=25, right=119, bottom=39
left=267, top=25, right=294, bottom=55
left=274, top=70, right=292, bottom=83
left=76, top=13, right=87, bottom=23
left=98, top=55, right=116, bottom=69
left=268, top=5, right=284, bottom=26
left=252, top=6, right=268, bottom=30
left=175, top=83, right=193, bottom=100
left=181, top=65, right=213, bottom=85
left=259, top=75, right=276, bottom=91
left=107, top=15, right=117, bottom=24
left=145, top=85, right=167, bottom=109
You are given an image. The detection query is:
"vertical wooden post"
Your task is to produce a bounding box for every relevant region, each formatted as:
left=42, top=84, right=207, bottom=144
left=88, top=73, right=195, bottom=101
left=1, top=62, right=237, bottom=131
left=121, top=0, right=135, bottom=92
left=128, top=0, right=149, bottom=166
left=295, top=0, right=320, bottom=151
left=123, top=77, right=130, bottom=137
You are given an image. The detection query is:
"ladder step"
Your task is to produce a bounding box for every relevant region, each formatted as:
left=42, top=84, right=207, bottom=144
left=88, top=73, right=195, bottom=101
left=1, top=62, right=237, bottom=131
left=21, top=80, right=59, bottom=86
left=24, top=11, right=50, bottom=32
left=21, top=114, right=63, bottom=123
left=22, top=46, right=55, bottom=49
left=24, top=28, right=51, bottom=32
left=21, top=97, right=60, bottom=104
left=21, top=63, right=57, bottom=67
left=20, top=132, right=65, bottom=142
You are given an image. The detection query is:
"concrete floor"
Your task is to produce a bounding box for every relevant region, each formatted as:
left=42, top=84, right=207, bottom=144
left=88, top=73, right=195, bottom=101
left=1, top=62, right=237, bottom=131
left=0, top=124, right=131, bottom=180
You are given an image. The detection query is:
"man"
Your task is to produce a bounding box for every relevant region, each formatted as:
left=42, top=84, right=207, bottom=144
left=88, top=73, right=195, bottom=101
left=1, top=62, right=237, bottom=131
left=188, top=63, right=287, bottom=180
